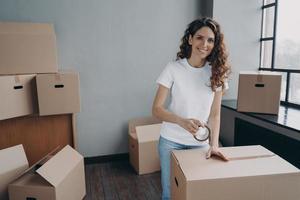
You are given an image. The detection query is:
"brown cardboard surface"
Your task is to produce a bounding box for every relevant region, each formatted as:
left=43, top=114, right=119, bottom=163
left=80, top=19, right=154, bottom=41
left=129, top=134, right=139, bottom=173
left=128, top=116, right=162, bottom=175
left=0, top=145, right=29, bottom=200
left=36, top=145, right=83, bottom=187
left=0, top=22, right=58, bottom=75
left=0, top=74, right=37, bottom=120
left=9, top=145, right=86, bottom=200
left=171, top=152, right=186, bottom=200
left=8, top=173, right=55, bottom=200
left=36, top=71, right=80, bottom=116
left=136, top=124, right=161, bottom=143
left=128, top=116, right=161, bottom=136
left=55, top=159, right=85, bottom=200
left=219, top=145, right=275, bottom=160
left=171, top=145, right=300, bottom=200
left=237, top=71, right=282, bottom=114
left=138, top=140, right=160, bottom=175
left=135, top=124, right=161, bottom=174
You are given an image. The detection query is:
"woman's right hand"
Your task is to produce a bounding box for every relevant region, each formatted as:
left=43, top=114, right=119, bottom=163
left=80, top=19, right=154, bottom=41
left=178, top=118, right=204, bottom=135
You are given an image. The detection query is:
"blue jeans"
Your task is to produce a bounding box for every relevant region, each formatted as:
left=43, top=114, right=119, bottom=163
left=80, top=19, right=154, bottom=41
left=158, top=136, right=209, bottom=200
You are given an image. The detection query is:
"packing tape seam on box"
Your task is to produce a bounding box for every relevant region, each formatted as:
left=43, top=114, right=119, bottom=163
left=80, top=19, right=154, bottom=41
left=227, top=154, right=276, bottom=161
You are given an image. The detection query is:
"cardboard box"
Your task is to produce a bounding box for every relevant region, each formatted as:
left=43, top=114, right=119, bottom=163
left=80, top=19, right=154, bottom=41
left=237, top=71, right=282, bottom=114
left=171, top=145, right=300, bottom=200
left=9, top=145, right=86, bottom=200
left=0, top=74, right=37, bottom=120
left=128, top=116, right=162, bottom=175
left=36, top=71, right=81, bottom=116
left=0, top=145, right=29, bottom=200
left=0, top=22, right=58, bottom=75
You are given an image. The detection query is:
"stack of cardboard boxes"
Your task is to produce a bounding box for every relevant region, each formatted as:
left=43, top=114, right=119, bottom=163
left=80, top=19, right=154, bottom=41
left=0, top=22, right=80, bottom=119
left=0, top=22, right=85, bottom=199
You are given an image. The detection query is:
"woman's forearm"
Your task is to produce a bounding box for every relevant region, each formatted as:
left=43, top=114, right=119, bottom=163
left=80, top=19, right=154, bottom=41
left=152, top=106, right=182, bottom=126
left=207, top=116, right=220, bottom=147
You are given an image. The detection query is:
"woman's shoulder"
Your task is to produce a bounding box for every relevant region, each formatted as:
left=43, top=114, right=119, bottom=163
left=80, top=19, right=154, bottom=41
left=166, top=58, right=186, bottom=70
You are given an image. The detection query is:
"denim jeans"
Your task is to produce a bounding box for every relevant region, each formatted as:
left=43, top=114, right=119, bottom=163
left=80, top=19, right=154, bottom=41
left=158, top=136, right=209, bottom=200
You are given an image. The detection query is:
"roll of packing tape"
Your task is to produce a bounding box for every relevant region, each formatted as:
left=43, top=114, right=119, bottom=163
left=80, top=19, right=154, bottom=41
left=193, top=124, right=211, bottom=142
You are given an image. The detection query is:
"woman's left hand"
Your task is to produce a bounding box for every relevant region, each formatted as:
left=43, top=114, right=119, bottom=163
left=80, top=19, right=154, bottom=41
left=206, top=146, right=229, bottom=161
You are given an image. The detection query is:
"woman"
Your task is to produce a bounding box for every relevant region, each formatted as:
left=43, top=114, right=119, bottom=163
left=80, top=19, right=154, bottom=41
left=152, top=17, right=230, bottom=200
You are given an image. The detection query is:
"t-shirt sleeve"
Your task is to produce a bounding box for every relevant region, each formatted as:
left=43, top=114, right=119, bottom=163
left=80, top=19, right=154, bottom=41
left=215, top=78, right=229, bottom=92
left=156, top=63, right=174, bottom=89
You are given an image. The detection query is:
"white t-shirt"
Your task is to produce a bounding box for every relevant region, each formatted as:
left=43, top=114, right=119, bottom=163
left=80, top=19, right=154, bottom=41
left=156, top=58, right=228, bottom=146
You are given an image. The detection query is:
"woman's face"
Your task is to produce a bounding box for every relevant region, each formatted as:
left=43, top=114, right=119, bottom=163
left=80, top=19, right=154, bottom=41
left=188, top=26, right=215, bottom=60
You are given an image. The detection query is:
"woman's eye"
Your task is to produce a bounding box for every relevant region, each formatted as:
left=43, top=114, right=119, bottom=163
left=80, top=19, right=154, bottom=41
left=195, top=36, right=214, bottom=43
left=208, top=38, right=215, bottom=43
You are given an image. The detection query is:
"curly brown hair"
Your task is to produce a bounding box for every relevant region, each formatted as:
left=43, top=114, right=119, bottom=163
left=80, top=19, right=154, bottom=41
left=176, top=17, right=230, bottom=91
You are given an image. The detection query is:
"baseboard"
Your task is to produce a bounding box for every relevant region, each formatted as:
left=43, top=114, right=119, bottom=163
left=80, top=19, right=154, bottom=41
left=84, top=153, right=129, bottom=165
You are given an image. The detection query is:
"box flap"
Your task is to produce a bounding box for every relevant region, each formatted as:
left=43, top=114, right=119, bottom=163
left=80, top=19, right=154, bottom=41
left=239, top=70, right=281, bottom=76
left=0, top=145, right=28, bottom=200
left=0, top=145, right=28, bottom=175
left=129, top=131, right=137, bottom=140
left=9, top=146, right=60, bottom=184
left=173, top=145, right=300, bottom=181
left=136, top=123, right=161, bottom=143
left=36, top=70, right=79, bottom=80
left=128, top=116, right=161, bottom=136
left=36, top=145, right=83, bottom=187
left=220, top=145, right=275, bottom=160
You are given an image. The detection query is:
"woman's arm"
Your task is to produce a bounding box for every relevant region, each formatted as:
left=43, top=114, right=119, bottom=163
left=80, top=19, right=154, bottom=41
left=152, top=84, right=201, bottom=134
left=207, top=90, right=222, bottom=147
left=206, top=90, right=228, bottom=161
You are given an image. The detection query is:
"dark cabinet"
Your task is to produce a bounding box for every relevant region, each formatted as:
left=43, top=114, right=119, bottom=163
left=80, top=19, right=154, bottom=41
left=234, top=118, right=300, bottom=169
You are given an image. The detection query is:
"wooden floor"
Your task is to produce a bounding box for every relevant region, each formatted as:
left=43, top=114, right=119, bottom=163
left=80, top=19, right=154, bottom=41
left=84, top=161, right=162, bottom=200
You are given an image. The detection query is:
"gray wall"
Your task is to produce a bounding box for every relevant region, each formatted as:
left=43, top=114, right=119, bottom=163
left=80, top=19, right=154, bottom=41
left=0, top=0, right=211, bottom=157
left=213, top=0, right=262, bottom=99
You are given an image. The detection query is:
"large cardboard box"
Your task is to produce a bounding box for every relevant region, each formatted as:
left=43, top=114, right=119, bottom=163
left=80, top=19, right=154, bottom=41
left=9, top=145, right=86, bottom=200
left=171, top=145, right=300, bottom=200
left=237, top=71, right=282, bottom=114
left=0, top=22, right=58, bottom=75
left=0, top=145, right=29, bottom=200
left=128, top=116, right=162, bottom=175
left=0, top=74, right=37, bottom=120
left=36, top=71, right=80, bottom=116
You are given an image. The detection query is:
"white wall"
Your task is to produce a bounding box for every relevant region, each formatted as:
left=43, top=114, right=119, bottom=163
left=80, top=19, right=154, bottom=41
left=213, top=0, right=262, bottom=99
left=0, top=0, right=210, bottom=157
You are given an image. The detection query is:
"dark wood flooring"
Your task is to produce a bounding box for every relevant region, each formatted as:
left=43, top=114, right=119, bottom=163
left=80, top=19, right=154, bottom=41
left=84, top=161, right=162, bottom=200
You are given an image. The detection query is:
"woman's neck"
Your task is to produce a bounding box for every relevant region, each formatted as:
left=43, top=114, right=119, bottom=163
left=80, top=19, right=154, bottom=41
left=187, top=57, right=206, bottom=68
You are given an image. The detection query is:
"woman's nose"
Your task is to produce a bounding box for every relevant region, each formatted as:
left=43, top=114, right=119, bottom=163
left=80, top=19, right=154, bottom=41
left=202, top=40, right=208, bottom=48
